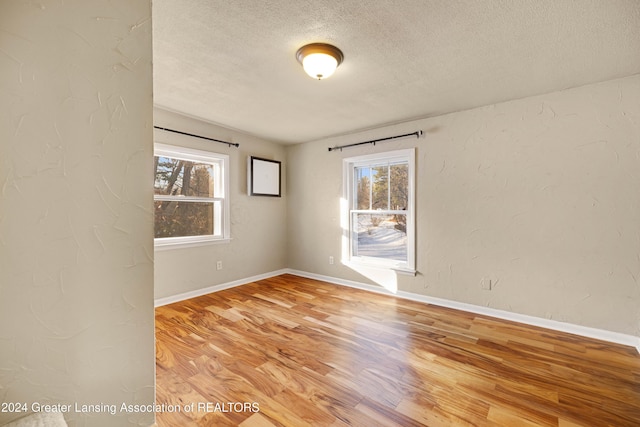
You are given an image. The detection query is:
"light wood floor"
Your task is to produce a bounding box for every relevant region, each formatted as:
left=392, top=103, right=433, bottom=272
left=155, top=274, right=640, bottom=426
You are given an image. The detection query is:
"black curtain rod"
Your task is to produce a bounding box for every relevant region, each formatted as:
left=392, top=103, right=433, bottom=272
left=153, top=126, right=239, bottom=148
left=328, top=130, right=423, bottom=152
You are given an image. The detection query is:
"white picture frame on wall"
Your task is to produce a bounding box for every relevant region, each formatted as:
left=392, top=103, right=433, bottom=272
left=248, top=156, right=281, bottom=197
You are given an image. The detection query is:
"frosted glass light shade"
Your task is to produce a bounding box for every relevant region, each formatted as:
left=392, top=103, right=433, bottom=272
left=302, top=53, right=338, bottom=79
left=296, top=43, right=344, bottom=80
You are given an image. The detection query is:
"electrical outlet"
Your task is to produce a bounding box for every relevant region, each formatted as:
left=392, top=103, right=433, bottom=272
left=481, top=278, right=492, bottom=290
left=216, top=261, right=223, bottom=270
left=329, top=256, right=334, bottom=265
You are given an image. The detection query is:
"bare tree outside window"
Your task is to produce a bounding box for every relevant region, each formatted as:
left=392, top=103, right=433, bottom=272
left=154, top=157, right=217, bottom=238
left=153, top=144, right=229, bottom=247
left=353, top=160, right=409, bottom=262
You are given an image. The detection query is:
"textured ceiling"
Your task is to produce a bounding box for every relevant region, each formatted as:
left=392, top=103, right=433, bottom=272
left=153, top=0, right=640, bottom=145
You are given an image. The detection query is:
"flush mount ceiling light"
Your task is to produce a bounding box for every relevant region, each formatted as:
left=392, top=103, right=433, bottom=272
left=296, top=43, right=344, bottom=80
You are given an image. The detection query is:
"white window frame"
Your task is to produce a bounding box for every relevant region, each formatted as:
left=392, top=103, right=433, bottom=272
left=153, top=142, right=230, bottom=250
left=342, top=148, right=416, bottom=274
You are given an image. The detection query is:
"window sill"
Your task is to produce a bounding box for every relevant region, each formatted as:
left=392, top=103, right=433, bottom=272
left=391, top=266, right=417, bottom=276
left=154, top=237, right=231, bottom=251
left=343, top=259, right=416, bottom=276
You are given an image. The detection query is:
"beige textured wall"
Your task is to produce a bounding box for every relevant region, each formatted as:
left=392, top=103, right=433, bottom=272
left=153, top=108, right=288, bottom=299
left=286, top=75, right=640, bottom=338
left=0, top=1, right=154, bottom=426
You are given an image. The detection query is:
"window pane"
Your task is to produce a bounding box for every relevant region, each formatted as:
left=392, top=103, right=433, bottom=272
left=154, top=201, right=214, bottom=238
left=154, top=156, right=215, bottom=197
left=390, top=163, right=408, bottom=209
left=371, top=165, right=389, bottom=210
left=354, top=166, right=370, bottom=210
left=353, top=213, right=407, bottom=261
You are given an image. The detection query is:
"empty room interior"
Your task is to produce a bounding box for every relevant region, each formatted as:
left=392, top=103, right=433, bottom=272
left=1, top=1, right=640, bottom=426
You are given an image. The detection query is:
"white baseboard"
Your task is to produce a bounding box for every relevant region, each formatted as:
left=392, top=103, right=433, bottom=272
left=153, top=268, right=640, bottom=354
left=154, top=269, right=289, bottom=307
left=287, top=269, right=640, bottom=354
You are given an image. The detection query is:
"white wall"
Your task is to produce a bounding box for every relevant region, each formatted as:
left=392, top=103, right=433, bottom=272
left=0, top=1, right=154, bottom=426
left=153, top=108, right=288, bottom=299
left=287, top=74, right=640, bottom=338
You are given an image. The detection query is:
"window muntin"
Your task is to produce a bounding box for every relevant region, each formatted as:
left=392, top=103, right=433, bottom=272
left=344, top=149, right=415, bottom=271
left=153, top=143, right=229, bottom=248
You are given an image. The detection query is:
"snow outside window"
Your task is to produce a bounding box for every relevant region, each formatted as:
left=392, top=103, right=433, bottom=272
left=154, top=143, right=230, bottom=249
left=343, top=148, right=415, bottom=273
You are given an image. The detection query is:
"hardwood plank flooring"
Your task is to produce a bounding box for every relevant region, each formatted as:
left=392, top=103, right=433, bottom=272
left=155, top=274, right=640, bottom=426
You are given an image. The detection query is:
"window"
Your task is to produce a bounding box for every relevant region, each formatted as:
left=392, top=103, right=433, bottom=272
left=343, top=148, right=415, bottom=273
left=154, top=143, right=230, bottom=249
